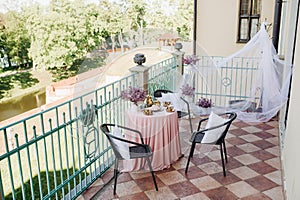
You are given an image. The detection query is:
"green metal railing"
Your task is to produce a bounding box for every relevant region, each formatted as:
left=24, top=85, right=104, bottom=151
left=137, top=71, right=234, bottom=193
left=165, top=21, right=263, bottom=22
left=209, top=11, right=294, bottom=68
left=148, top=56, right=178, bottom=94
left=0, top=57, right=178, bottom=200
left=194, top=56, right=260, bottom=106
left=0, top=73, right=138, bottom=199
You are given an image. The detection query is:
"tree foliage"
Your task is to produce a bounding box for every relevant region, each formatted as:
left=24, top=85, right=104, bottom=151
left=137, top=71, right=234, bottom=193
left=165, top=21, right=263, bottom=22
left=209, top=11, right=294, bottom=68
left=0, top=11, right=31, bottom=69
left=0, top=0, right=193, bottom=80
left=26, top=0, right=106, bottom=71
left=176, top=0, right=194, bottom=40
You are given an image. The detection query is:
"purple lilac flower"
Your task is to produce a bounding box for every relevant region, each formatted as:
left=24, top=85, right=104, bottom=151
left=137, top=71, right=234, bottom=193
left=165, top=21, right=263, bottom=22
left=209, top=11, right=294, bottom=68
left=183, top=55, right=200, bottom=65
left=197, top=98, right=212, bottom=108
left=181, top=84, right=195, bottom=97
left=121, top=86, right=147, bottom=105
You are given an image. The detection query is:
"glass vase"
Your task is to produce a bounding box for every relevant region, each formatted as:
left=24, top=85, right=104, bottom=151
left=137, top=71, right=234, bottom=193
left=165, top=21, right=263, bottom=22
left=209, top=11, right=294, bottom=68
left=131, top=101, right=144, bottom=112
left=200, top=107, right=211, bottom=115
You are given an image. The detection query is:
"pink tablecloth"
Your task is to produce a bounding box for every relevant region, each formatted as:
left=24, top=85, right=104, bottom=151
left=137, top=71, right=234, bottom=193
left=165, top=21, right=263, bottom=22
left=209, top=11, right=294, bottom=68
left=122, top=109, right=182, bottom=172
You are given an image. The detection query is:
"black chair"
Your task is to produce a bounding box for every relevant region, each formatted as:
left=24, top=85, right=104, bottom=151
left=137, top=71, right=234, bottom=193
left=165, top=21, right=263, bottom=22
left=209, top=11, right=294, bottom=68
left=100, top=123, right=158, bottom=195
left=153, top=89, right=193, bottom=134
left=185, top=112, right=237, bottom=176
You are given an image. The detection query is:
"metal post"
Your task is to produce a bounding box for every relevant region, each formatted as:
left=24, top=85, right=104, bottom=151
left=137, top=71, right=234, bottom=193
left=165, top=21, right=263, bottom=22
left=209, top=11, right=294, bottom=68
left=173, top=43, right=185, bottom=75
left=272, top=0, right=283, bottom=52
left=193, top=0, right=197, bottom=55
left=0, top=171, right=3, bottom=200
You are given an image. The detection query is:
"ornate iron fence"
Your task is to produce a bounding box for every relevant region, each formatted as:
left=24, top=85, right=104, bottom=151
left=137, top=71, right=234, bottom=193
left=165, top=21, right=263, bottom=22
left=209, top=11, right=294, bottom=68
left=194, top=56, right=260, bottom=107
left=148, top=57, right=178, bottom=94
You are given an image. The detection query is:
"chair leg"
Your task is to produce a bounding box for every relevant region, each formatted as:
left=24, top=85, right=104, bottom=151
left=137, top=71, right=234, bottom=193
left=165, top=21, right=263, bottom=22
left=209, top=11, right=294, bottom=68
left=190, top=142, right=196, bottom=158
left=219, top=144, right=226, bottom=177
left=188, top=115, right=193, bottom=134
left=223, top=141, right=228, bottom=163
left=185, top=142, right=196, bottom=173
left=113, top=159, right=119, bottom=195
left=146, top=156, right=158, bottom=191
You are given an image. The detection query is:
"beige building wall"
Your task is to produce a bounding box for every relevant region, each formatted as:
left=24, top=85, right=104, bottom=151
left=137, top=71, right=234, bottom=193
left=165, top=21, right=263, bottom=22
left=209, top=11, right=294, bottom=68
left=282, top=1, right=300, bottom=199
left=196, top=0, right=275, bottom=57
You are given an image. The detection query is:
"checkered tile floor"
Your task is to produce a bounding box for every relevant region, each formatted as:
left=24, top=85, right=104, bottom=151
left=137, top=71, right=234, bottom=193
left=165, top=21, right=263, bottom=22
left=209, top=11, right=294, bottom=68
left=78, top=116, right=284, bottom=200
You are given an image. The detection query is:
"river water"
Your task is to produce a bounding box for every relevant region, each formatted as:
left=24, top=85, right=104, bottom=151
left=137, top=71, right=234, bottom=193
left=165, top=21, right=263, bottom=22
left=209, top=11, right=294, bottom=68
left=0, top=90, right=46, bottom=122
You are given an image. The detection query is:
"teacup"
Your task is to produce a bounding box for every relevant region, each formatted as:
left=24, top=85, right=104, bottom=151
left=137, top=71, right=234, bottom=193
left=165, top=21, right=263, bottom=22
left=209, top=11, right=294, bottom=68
left=163, top=101, right=171, bottom=107
left=166, top=105, right=174, bottom=112
left=143, top=108, right=153, bottom=115
left=153, top=101, right=161, bottom=106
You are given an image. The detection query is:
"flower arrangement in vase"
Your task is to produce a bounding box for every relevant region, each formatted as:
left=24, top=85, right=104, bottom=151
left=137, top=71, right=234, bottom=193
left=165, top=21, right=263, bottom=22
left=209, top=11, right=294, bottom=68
left=180, top=84, right=195, bottom=97
left=180, top=84, right=195, bottom=103
left=197, top=97, right=212, bottom=108
left=183, top=55, right=200, bottom=65
left=121, top=86, right=147, bottom=106
left=197, top=97, right=213, bottom=115
left=183, top=55, right=200, bottom=72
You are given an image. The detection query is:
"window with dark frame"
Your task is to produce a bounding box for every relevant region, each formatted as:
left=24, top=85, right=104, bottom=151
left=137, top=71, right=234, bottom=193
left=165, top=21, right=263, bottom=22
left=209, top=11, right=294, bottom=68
left=238, top=0, right=261, bottom=43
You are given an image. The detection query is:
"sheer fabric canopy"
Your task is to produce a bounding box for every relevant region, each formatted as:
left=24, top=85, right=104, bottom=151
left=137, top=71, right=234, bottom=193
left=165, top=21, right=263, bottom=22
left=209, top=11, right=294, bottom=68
left=180, top=23, right=292, bottom=122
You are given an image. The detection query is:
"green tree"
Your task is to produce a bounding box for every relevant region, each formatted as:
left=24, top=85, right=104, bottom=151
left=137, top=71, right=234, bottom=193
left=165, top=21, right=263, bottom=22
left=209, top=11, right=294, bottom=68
left=175, top=0, right=193, bottom=40
left=100, top=0, right=146, bottom=52
left=1, top=0, right=194, bottom=81
left=143, top=0, right=177, bottom=42
left=125, top=0, right=146, bottom=46
left=26, top=0, right=106, bottom=80
left=100, top=0, right=124, bottom=53
left=0, top=11, right=31, bottom=69
left=143, top=0, right=193, bottom=41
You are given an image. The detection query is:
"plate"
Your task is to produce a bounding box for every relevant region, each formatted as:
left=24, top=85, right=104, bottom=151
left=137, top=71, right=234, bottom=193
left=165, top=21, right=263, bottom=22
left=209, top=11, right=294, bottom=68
left=150, top=105, right=163, bottom=112
left=166, top=108, right=175, bottom=112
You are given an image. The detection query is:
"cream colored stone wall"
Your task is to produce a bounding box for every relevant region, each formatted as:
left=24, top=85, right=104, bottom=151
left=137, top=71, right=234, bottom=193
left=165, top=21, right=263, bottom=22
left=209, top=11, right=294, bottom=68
left=282, top=1, right=300, bottom=199
left=196, top=0, right=274, bottom=56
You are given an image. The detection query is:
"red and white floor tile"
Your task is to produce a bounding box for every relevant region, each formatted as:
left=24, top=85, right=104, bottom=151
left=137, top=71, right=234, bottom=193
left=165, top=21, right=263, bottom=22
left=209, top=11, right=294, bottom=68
left=78, top=116, right=284, bottom=200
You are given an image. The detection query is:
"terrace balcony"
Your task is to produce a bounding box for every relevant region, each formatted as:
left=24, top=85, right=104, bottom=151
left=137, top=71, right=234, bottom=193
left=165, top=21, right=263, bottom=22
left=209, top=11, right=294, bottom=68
left=0, top=49, right=285, bottom=200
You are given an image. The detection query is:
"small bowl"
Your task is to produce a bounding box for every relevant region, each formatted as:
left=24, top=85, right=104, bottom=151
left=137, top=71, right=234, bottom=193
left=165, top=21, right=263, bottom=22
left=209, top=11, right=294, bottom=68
left=143, top=109, right=153, bottom=115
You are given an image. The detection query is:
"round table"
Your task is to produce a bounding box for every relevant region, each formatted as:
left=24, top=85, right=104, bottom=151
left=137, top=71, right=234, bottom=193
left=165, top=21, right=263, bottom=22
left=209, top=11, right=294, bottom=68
left=122, top=108, right=182, bottom=172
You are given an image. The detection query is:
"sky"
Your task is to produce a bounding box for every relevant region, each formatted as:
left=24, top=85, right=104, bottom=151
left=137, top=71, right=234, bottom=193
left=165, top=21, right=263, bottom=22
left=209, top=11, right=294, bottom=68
left=0, top=0, right=101, bottom=13
left=0, top=0, right=178, bottom=14
left=0, top=0, right=48, bottom=13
